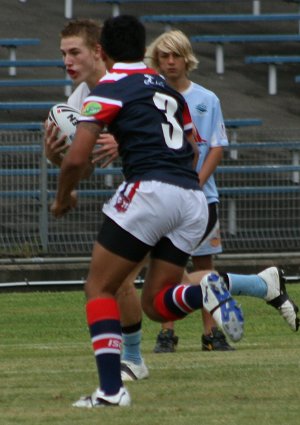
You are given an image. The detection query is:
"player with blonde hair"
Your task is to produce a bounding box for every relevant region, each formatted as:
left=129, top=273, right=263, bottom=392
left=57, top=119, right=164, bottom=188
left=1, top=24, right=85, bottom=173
left=146, top=29, right=299, bottom=352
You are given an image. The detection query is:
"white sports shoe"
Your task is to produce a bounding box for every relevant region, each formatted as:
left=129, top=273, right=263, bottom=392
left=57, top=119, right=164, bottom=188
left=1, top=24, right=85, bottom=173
left=200, top=272, right=244, bottom=342
left=72, top=387, right=131, bottom=408
left=121, top=359, right=149, bottom=381
left=259, top=267, right=299, bottom=331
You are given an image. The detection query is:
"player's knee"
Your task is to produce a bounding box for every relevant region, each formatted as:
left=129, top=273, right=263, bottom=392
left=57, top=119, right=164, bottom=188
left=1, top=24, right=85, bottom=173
left=142, top=304, right=162, bottom=322
left=84, top=276, right=117, bottom=300
left=141, top=292, right=161, bottom=322
left=116, top=281, right=135, bottom=299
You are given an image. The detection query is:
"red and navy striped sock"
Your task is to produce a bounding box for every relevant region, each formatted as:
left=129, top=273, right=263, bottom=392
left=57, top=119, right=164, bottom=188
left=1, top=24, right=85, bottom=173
left=154, top=284, right=203, bottom=321
left=86, top=297, right=122, bottom=395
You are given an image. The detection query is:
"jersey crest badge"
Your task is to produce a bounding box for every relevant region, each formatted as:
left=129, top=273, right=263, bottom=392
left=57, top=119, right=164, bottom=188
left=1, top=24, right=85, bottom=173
left=195, top=103, right=207, bottom=114
left=82, top=102, right=102, bottom=116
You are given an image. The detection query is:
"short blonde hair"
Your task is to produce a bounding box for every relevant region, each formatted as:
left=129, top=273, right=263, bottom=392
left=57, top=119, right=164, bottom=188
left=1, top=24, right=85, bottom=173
left=146, top=30, right=199, bottom=73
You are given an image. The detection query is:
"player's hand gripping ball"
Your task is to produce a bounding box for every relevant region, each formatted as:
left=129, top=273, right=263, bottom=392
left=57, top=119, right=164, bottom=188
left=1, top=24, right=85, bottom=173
left=47, top=103, right=80, bottom=145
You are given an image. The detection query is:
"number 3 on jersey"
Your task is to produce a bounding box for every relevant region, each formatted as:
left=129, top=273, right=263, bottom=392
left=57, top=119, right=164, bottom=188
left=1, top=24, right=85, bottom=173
left=153, top=92, right=184, bottom=149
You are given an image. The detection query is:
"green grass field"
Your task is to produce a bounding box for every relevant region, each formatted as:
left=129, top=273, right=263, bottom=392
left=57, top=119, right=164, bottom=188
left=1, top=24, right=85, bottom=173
left=1, top=286, right=300, bottom=425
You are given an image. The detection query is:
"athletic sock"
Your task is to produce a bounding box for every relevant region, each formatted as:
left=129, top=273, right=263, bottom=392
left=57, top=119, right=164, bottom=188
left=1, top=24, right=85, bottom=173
left=154, top=284, right=203, bottom=321
left=86, top=297, right=122, bottom=395
left=121, top=321, right=143, bottom=365
left=224, top=273, right=267, bottom=298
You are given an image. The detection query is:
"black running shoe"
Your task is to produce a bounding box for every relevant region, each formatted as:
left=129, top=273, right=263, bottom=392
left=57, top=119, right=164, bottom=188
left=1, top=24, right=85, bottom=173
left=202, top=327, right=235, bottom=351
left=153, top=329, right=179, bottom=353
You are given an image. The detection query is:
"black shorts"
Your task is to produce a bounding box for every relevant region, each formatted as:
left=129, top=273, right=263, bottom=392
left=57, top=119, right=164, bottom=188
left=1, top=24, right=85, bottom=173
left=97, top=215, right=189, bottom=267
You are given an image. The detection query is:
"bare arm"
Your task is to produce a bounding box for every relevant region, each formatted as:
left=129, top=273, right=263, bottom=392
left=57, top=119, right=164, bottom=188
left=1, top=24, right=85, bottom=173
left=51, top=121, right=103, bottom=218
left=186, top=131, right=200, bottom=171
left=44, top=120, right=95, bottom=178
left=198, top=146, right=223, bottom=188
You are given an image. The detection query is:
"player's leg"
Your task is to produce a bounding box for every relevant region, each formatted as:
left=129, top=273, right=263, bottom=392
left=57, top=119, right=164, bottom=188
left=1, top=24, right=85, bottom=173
left=188, top=267, right=299, bottom=332
left=74, top=180, right=202, bottom=407
left=222, top=267, right=299, bottom=331
left=74, top=216, right=152, bottom=408
left=117, top=258, right=149, bottom=381
left=153, top=202, right=234, bottom=353
left=193, top=254, right=235, bottom=351
left=153, top=321, right=179, bottom=353
left=141, top=238, right=244, bottom=343
left=152, top=202, right=227, bottom=354
left=191, top=202, right=234, bottom=350
left=152, top=268, right=190, bottom=353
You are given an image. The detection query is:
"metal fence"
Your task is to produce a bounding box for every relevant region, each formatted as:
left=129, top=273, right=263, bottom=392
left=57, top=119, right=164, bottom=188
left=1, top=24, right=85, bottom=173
left=0, top=128, right=300, bottom=258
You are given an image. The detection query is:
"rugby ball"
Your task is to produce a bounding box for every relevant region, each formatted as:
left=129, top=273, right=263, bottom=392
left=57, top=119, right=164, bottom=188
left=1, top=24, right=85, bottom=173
left=47, top=103, right=80, bottom=145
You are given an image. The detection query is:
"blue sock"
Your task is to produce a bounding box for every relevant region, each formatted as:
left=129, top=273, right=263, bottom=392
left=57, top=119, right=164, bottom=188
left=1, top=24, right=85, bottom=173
left=121, top=322, right=142, bottom=365
left=227, top=273, right=267, bottom=299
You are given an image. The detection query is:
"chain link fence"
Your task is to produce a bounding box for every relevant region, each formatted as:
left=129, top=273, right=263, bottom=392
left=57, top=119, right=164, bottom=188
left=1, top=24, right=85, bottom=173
left=0, top=128, right=300, bottom=258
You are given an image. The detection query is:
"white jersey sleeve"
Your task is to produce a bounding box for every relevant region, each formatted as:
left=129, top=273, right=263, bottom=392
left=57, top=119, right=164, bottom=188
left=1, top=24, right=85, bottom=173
left=67, top=82, right=91, bottom=111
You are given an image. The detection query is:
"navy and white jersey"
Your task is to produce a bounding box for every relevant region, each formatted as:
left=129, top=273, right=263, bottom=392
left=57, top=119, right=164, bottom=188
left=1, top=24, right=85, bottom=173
left=79, top=62, right=200, bottom=190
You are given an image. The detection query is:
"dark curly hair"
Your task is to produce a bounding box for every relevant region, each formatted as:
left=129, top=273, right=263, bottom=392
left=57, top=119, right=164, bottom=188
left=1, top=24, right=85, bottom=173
left=100, top=15, right=145, bottom=62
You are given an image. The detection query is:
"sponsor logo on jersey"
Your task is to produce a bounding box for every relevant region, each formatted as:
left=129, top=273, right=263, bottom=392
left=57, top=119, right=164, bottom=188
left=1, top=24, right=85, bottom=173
left=195, top=103, right=207, bottom=114
left=144, top=74, right=165, bottom=88
left=82, top=102, right=102, bottom=116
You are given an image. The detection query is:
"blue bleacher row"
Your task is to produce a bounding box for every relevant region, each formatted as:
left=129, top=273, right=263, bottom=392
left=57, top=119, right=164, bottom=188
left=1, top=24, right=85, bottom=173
left=0, top=118, right=263, bottom=132
left=1, top=2, right=300, bottom=129
left=0, top=54, right=299, bottom=96
left=2, top=139, right=300, bottom=202
left=140, top=12, right=300, bottom=28
left=3, top=139, right=299, bottom=252
left=2, top=7, right=300, bottom=99
left=1, top=1, right=299, bottom=257
left=2, top=139, right=299, bottom=255
left=1, top=140, right=300, bottom=199
left=0, top=55, right=299, bottom=96
left=66, top=0, right=265, bottom=20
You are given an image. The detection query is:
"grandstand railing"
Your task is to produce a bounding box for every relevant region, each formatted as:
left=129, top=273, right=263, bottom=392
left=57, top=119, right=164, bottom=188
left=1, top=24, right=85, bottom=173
left=0, top=130, right=300, bottom=257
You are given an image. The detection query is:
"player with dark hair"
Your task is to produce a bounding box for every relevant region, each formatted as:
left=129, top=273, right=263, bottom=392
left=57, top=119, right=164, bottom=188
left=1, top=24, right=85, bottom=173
left=51, top=15, right=244, bottom=407
left=45, top=18, right=149, bottom=382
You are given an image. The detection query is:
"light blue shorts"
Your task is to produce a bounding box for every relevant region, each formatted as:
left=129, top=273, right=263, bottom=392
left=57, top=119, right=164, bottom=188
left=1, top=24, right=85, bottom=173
left=191, top=202, right=222, bottom=257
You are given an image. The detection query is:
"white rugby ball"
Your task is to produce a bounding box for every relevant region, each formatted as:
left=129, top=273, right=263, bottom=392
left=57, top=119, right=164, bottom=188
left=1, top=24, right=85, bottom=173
left=47, top=103, right=80, bottom=145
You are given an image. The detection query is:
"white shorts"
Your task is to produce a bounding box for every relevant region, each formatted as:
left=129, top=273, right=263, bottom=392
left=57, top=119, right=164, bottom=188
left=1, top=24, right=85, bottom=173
left=102, top=180, right=208, bottom=255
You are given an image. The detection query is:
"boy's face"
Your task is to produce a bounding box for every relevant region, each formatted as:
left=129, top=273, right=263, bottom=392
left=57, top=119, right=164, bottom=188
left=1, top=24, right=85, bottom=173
left=157, top=50, right=187, bottom=81
left=60, top=36, right=102, bottom=85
